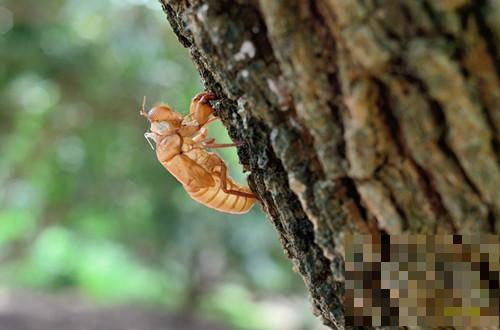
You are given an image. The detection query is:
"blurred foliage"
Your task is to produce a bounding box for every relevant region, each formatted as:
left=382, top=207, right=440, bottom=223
left=0, top=1, right=319, bottom=329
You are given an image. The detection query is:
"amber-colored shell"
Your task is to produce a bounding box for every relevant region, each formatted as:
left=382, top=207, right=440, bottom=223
left=186, top=178, right=256, bottom=214
left=144, top=92, right=257, bottom=214
left=160, top=148, right=256, bottom=214
left=147, top=104, right=183, bottom=124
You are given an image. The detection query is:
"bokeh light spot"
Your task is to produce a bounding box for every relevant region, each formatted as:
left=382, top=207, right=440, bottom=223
left=0, top=6, right=13, bottom=34
left=7, top=74, right=60, bottom=114
left=56, top=135, right=86, bottom=172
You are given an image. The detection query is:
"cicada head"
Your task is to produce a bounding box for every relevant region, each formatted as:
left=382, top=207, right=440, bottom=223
left=140, top=97, right=183, bottom=136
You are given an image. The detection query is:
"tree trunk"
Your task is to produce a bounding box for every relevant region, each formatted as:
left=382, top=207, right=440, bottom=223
left=158, top=0, right=500, bottom=328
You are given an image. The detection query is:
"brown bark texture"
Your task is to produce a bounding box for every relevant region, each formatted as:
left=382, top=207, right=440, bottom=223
left=159, top=0, right=500, bottom=328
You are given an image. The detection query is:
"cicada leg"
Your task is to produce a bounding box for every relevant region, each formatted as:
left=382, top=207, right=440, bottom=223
left=217, top=161, right=257, bottom=199
left=192, top=127, right=243, bottom=149
left=203, top=141, right=243, bottom=149
left=189, top=91, right=218, bottom=127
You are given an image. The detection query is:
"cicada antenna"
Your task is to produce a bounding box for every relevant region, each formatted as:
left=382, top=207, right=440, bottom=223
left=140, top=95, right=148, bottom=117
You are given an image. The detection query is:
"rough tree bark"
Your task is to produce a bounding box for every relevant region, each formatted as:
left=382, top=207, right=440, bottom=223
left=158, top=0, right=500, bottom=328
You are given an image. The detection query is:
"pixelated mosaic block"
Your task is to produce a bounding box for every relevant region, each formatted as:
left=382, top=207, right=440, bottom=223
left=345, top=234, right=499, bottom=327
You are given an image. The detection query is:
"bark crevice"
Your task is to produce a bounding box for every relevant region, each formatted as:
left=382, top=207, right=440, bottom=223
left=376, top=78, right=457, bottom=233
left=469, top=0, right=500, bottom=77
left=409, top=73, right=498, bottom=229
left=460, top=5, right=500, bottom=165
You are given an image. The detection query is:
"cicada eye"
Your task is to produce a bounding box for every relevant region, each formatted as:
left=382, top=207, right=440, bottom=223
left=155, top=121, right=170, bottom=132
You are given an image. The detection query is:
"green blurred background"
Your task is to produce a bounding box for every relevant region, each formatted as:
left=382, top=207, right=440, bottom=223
left=0, top=1, right=322, bottom=329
